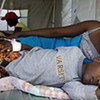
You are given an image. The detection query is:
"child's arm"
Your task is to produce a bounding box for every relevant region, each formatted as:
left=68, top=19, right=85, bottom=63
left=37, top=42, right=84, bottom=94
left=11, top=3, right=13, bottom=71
left=21, top=44, right=32, bottom=51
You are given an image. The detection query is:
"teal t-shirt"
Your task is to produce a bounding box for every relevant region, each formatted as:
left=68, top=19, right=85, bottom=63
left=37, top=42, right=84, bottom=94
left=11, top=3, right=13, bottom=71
left=16, top=35, right=82, bottom=49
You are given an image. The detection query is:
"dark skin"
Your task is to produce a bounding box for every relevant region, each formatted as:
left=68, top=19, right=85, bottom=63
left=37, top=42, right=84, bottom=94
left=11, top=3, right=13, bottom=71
left=82, top=58, right=100, bottom=98
left=8, top=20, right=100, bottom=53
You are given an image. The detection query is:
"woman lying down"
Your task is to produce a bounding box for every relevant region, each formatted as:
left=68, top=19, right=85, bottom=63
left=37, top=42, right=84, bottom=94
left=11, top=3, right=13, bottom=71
left=0, top=38, right=100, bottom=100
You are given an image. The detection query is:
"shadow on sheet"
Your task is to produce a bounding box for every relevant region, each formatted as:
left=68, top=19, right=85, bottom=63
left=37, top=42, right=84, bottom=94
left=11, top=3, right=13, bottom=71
left=0, top=90, right=57, bottom=100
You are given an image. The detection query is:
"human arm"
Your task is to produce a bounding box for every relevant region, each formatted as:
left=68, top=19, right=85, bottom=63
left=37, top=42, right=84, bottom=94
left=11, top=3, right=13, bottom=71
left=62, top=81, right=99, bottom=99
left=21, top=43, right=32, bottom=51
left=8, top=20, right=100, bottom=38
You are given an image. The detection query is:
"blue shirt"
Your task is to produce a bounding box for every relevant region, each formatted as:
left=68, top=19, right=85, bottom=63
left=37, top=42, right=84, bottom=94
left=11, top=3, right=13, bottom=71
left=16, top=35, right=82, bottom=49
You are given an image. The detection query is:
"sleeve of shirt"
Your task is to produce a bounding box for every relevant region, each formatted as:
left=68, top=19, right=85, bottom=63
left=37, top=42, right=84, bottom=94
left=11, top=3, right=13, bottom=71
left=62, top=81, right=98, bottom=100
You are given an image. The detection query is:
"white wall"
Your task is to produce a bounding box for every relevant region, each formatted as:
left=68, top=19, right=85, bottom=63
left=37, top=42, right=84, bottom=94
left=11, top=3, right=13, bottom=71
left=77, top=0, right=96, bottom=21
left=62, top=0, right=100, bottom=26
left=62, top=0, right=72, bottom=26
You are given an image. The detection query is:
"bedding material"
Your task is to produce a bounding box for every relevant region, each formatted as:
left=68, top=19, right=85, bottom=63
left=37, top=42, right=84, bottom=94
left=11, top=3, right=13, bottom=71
left=0, top=76, right=70, bottom=100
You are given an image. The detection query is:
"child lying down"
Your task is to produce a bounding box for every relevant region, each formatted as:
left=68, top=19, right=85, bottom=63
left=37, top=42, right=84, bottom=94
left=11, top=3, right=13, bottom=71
left=0, top=40, right=100, bottom=99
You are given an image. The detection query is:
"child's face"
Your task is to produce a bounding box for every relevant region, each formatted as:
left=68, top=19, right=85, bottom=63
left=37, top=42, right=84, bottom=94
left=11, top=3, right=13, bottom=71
left=82, top=59, right=100, bottom=86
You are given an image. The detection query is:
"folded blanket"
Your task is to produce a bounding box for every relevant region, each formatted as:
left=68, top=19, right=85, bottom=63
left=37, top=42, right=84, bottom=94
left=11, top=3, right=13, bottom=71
left=0, top=76, right=70, bottom=99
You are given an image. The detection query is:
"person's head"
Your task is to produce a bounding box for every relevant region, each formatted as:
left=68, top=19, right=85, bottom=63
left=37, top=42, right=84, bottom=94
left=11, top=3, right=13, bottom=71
left=82, top=58, right=100, bottom=87
left=1, top=12, right=19, bottom=27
